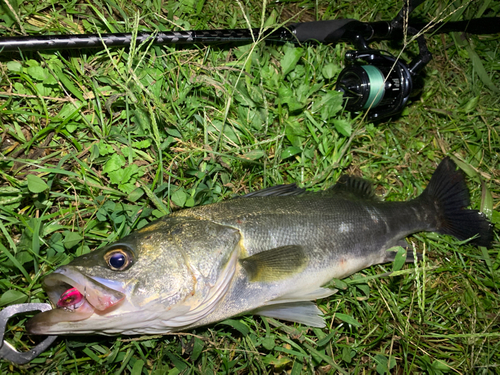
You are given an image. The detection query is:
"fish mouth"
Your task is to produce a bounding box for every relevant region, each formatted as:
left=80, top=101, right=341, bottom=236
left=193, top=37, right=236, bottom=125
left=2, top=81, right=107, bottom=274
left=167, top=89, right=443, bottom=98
left=27, top=266, right=125, bottom=335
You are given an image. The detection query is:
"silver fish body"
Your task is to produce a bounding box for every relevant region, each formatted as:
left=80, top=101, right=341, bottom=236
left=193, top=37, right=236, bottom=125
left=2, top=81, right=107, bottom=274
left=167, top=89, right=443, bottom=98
left=27, top=158, right=493, bottom=335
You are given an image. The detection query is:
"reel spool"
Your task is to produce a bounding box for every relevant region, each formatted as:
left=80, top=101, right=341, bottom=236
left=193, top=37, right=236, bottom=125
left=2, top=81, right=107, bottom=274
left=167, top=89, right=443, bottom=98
left=336, top=50, right=414, bottom=121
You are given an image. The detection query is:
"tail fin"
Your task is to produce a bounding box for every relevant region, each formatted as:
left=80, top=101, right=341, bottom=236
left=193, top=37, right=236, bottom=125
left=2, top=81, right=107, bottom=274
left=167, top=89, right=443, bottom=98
left=419, top=157, right=494, bottom=247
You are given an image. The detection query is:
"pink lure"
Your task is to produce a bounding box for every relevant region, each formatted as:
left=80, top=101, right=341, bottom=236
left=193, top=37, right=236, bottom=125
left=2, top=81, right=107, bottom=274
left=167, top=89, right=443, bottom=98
left=57, top=287, right=83, bottom=308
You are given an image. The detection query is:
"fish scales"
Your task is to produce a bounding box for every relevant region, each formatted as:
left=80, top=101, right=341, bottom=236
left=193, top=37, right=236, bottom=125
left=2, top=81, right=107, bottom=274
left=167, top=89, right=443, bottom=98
left=169, top=195, right=432, bottom=327
left=173, top=192, right=430, bottom=256
left=26, top=158, right=494, bottom=335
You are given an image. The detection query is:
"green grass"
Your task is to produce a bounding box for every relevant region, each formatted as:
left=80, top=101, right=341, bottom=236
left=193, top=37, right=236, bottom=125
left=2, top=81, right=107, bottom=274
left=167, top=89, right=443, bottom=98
left=0, top=0, right=499, bottom=373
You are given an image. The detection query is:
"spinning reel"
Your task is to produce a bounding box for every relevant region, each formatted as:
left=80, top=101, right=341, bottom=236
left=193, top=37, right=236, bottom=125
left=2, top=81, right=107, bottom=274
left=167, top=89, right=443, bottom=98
left=336, top=40, right=430, bottom=121
left=333, top=0, right=432, bottom=120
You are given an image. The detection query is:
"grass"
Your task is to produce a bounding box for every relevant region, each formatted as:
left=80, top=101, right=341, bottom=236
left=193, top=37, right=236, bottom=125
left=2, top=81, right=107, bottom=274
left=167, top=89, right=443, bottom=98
left=0, top=0, right=499, bottom=373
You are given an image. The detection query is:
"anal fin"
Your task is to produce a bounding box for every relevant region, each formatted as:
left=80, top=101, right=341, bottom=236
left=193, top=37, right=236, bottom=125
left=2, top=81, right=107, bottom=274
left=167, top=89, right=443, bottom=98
left=252, top=302, right=325, bottom=327
left=271, top=287, right=337, bottom=304
left=382, top=243, right=421, bottom=264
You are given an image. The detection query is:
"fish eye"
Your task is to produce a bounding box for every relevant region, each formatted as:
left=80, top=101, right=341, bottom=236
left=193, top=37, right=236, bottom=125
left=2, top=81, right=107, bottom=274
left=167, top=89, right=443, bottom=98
left=104, top=247, right=134, bottom=271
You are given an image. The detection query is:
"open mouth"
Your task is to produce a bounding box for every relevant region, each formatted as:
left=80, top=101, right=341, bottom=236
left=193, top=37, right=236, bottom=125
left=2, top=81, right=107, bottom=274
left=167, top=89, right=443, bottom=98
left=27, top=266, right=125, bottom=334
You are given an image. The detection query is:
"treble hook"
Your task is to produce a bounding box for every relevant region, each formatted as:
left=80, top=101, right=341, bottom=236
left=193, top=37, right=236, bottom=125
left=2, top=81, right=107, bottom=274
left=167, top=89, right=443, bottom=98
left=0, top=303, right=57, bottom=365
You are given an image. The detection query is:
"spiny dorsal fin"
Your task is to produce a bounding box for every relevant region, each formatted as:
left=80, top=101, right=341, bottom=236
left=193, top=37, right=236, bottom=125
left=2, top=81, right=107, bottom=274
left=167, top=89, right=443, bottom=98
left=240, top=245, right=308, bottom=282
left=327, top=175, right=377, bottom=200
left=241, top=184, right=306, bottom=198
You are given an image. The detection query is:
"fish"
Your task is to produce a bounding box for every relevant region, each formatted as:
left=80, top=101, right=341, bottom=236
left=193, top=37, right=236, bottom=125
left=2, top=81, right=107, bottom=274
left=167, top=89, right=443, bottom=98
left=27, top=157, right=493, bottom=335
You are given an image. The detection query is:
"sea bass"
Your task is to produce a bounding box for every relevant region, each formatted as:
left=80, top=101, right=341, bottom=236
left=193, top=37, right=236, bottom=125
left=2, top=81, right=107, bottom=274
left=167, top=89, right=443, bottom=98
left=27, top=158, right=493, bottom=335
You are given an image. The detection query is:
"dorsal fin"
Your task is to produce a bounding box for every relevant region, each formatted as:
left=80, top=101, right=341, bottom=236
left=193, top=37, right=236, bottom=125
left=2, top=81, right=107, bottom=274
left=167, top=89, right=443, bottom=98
left=241, top=184, right=306, bottom=198
left=239, top=178, right=376, bottom=200
left=328, top=175, right=377, bottom=200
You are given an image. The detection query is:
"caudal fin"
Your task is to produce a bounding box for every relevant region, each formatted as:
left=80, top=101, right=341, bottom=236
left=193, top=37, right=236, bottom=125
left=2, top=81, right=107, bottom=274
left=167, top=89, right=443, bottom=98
left=419, top=157, right=493, bottom=247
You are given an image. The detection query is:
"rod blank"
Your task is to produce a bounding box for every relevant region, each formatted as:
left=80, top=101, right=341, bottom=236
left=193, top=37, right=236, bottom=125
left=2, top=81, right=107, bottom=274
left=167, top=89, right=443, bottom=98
left=0, top=29, right=273, bottom=52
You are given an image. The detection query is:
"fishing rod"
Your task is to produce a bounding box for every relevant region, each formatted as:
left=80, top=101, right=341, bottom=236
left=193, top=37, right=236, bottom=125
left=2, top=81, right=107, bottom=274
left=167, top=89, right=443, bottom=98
left=1, top=11, right=498, bottom=51
left=1, top=4, right=499, bottom=120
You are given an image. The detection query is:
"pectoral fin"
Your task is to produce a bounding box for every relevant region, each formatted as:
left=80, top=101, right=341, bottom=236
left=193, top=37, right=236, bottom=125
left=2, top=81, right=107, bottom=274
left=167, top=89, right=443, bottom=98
left=240, top=245, right=308, bottom=282
left=252, top=301, right=325, bottom=327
